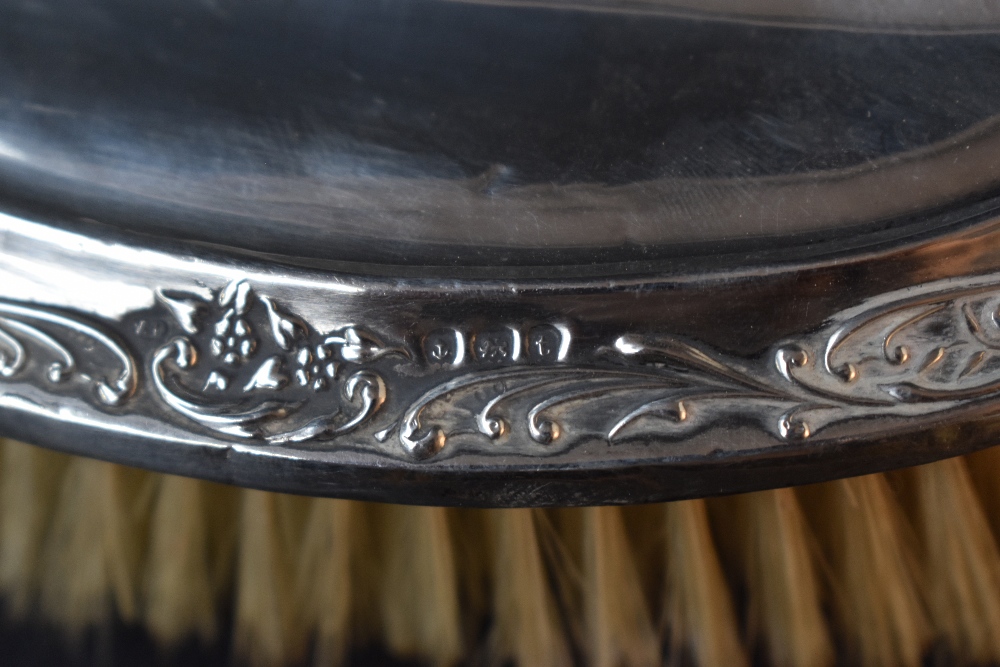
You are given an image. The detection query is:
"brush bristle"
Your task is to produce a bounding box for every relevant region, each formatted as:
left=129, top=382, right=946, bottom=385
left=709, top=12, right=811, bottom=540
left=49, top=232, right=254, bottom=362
left=233, top=489, right=303, bottom=667
left=378, top=504, right=463, bottom=667
left=902, top=458, right=1000, bottom=664
left=294, top=498, right=356, bottom=667
left=487, top=508, right=571, bottom=667
left=799, top=475, right=929, bottom=667
left=579, top=506, right=660, bottom=667
left=6, top=437, right=1000, bottom=666
left=662, top=500, right=747, bottom=667
left=710, top=489, right=833, bottom=667
left=144, top=474, right=219, bottom=646
left=0, top=441, right=67, bottom=616
left=36, top=455, right=151, bottom=638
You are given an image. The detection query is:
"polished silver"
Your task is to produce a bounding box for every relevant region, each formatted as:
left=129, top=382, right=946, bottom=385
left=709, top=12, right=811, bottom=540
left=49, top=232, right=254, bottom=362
left=5, top=0, right=1000, bottom=505
left=0, top=207, right=1000, bottom=505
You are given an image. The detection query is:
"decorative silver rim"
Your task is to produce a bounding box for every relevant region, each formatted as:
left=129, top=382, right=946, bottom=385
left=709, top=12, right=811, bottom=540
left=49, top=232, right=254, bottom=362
left=2, top=206, right=1000, bottom=505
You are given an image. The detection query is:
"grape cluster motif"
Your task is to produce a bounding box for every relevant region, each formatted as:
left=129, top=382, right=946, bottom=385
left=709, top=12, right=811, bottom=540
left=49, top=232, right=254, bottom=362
left=294, top=344, right=337, bottom=392
left=209, top=280, right=258, bottom=367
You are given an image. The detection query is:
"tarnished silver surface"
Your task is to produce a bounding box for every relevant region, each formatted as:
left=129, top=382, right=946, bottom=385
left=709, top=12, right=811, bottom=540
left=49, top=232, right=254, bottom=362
left=6, top=0, right=1000, bottom=271
left=4, top=0, right=1000, bottom=504
left=1, top=206, right=1000, bottom=505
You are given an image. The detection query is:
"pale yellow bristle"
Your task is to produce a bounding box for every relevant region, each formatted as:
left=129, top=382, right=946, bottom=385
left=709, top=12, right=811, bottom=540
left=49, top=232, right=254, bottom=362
left=0, top=439, right=69, bottom=616
left=7, top=437, right=1000, bottom=666
left=37, top=456, right=151, bottom=637
left=662, top=499, right=747, bottom=667
left=580, top=506, right=660, bottom=667
left=620, top=505, right=665, bottom=595
left=294, top=498, right=355, bottom=667
left=143, top=474, right=218, bottom=647
left=378, top=504, right=463, bottom=666
left=712, top=489, right=833, bottom=667
left=964, top=444, right=1000, bottom=538
left=534, top=508, right=587, bottom=648
left=450, top=508, right=491, bottom=635
left=344, top=502, right=383, bottom=648
left=487, top=508, right=571, bottom=667
left=799, top=475, right=929, bottom=667
left=200, top=481, right=241, bottom=603
left=232, top=489, right=303, bottom=667
left=907, top=458, right=1000, bottom=664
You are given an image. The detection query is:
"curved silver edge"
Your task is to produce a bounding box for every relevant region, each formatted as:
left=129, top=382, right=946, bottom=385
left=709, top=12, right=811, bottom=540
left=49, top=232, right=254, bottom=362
left=3, top=208, right=1000, bottom=505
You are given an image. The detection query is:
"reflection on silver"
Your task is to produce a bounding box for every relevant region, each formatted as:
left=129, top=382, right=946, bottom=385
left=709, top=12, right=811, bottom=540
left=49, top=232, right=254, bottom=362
left=0, top=300, right=135, bottom=406
left=150, top=281, right=396, bottom=443
left=152, top=338, right=300, bottom=439
left=2, top=211, right=1000, bottom=502
left=9, top=249, right=1000, bottom=461
left=387, top=275, right=1000, bottom=459
left=450, top=0, right=1000, bottom=34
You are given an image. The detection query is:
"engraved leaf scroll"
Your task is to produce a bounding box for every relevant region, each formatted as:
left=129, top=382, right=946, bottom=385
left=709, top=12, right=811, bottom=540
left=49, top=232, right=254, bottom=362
left=146, top=275, right=1000, bottom=459
left=0, top=300, right=136, bottom=406
left=388, top=278, right=1000, bottom=460
left=387, top=337, right=811, bottom=460
left=3, top=272, right=999, bottom=461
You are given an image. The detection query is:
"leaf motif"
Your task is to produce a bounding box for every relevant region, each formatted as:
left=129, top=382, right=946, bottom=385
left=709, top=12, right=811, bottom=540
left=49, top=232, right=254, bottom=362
left=155, top=289, right=210, bottom=335
left=243, top=356, right=288, bottom=391
left=219, top=280, right=253, bottom=315
left=260, top=296, right=309, bottom=350
left=339, top=327, right=383, bottom=362
left=959, top=350, right=988, bottom=378
left=918, top=346, right=946, bottom=374
left=325, top=327, right=408, bottom=362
